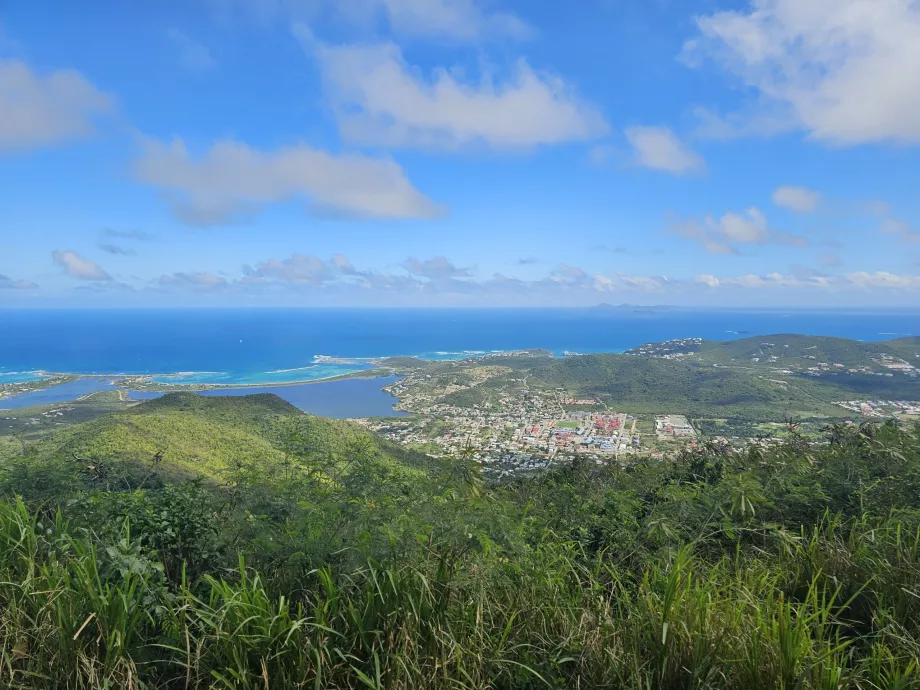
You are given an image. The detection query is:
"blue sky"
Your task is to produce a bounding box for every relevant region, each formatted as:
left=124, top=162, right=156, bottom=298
left=1, top=0, right=919, bottom=307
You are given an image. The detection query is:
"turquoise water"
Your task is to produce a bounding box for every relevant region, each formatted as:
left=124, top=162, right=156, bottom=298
left=1, top=308, right=918, bottom=389
left=0, top=378, right=119, bottom=408
left=0, top=372, right=48, bottom=384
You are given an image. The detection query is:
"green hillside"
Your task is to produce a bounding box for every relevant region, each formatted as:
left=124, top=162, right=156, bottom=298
left=530, top=353, right=844, bottom=418
left=2, top=403, right=920, bottom=687
left=887, top=335, right=920, bottom=361
left=695, top=334, right=890, bottom=367
left=441, top=353, right=846, bottom=419
left=18, top=392, right=431, bottom=486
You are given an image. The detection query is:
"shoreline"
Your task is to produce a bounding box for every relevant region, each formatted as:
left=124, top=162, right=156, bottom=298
left=1, top=349, right=554, bottom=393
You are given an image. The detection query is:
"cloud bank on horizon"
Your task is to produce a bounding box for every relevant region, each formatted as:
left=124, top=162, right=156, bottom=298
left=1, top=0, right=919, bottom=307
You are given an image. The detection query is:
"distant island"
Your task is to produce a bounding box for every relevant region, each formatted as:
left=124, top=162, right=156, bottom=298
left=591, top=303, right=681, bottom=313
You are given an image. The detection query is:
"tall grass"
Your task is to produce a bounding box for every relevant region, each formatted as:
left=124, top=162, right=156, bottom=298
left=1, top=499, right=919, bottom=688
left=1, top=421, right=919, bottom=688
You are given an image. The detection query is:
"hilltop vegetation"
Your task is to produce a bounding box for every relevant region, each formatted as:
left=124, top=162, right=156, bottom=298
left=1, top=391, right=920, bottom=687
left=3, top=393, right=434, bottom=502
left=530, top=353, right=843, bottom=417
left=430, top=334, right=919, bottom=423
left=441, top=350, right=845, bottom=420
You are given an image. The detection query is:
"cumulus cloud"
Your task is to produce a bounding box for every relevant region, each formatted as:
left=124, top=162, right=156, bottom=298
left=213, top=0, right=532, bottom=41
left=133, top=137, right=443, bottom=226
left=881, top=218, right=920, bottom=243
left=158, top=271, right=228, bottom=290
left=696, top=272, right=831, bottom=289
left=297, top=26, right=608, bottom=150
left=166, top=29, right=217, bottom=72
left=101, top=228, right=156, bottom=241
left=144, top=252, right=920, bottom=304
left=51, top=250, right=111, bottom=281
left=697, top=270, right=920, bottom=292
left=338, top=0, right=534, bottom=41
left=0, top=274, right=38, bottom=290
left=624, top=126, right=704, bottom=174
left=244, top=253, right=357, bottom=285
left=673, top=207, right=805, bottom=254
left=846, top=271, right=920, bottom=290
left=544, top=264, right=670, bottom=294
left=684, top=0, right=920, bottom=145
left=99, top=244, right=136, bottom=256
left=403, top=256, right=472, bottom=279
left=772, top=185, right=821, bottom=213
left=0, top=59, right=113, bottom=153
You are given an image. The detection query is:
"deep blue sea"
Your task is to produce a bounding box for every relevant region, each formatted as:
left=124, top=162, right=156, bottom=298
left=1, top=308, right=918, bottom=413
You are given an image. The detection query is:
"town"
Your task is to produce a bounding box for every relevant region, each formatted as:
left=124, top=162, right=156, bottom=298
left=355, top=362, right=706, bottom=478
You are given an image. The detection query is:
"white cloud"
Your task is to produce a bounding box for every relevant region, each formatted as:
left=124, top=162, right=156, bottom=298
left=52, top=251, right=112, bottom=281
left=698, top=271, right=920, bottom=291
left=674, top=207, right=805, bottom=254
left=158, top=271, right=227, bottom=290
left=141, top=253, right=920, bottom=304
left=297, top=26, right=608, bottom=150
left=685, top=0, right=920, bottom=145
left=211, top=0, right=532, bottom=41
left=166, top=29, right=217, bottom=72
left=772, top=185, right=820, bottom=213
left=244, top=253, right=356, bottom=285
left=881, top=218, right=920, bottom=243
left=133, top=137, right=443, bottom=225
left=0, top=60, right=112, bottom=153
left=846, top=271, right=920, bottom=290
left=624, top=126, right=704, bottom=174
left=99, top=244, right=137, bottom=256
left=339, top=0, right=534, bottom=41
left=547, top=265, right=669, bottom=293
left=696, top=272, right=831, bottom=289
left=0, top=274, right=38, bottom=290
left=403, top=256, right=472, bottom=279
left=695, top=274, right=721, bottom=287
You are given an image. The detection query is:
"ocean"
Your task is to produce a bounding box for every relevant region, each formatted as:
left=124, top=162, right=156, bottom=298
left=1, top=308, right=918, bottom=413
left=2, top=308, right=919, bottom=382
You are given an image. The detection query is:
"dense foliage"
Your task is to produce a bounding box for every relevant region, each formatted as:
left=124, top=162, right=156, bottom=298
left=445, top=353, right=845, bottom=420
left=1, top=394, right=920, bottom=688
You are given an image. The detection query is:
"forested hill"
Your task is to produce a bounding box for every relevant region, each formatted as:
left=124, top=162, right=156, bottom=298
left=527, top=354, right=839, bottom=417
left=438, top=333, right=919, bottom=419
left=628, top=332, right=920, bottom=366
left=12, top=392, right=433, bottom=492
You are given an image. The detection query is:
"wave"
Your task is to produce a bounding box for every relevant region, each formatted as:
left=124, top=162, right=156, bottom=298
left=267, top=365, right=319, bottom=374
left=165, top=371, right=227, bottom=377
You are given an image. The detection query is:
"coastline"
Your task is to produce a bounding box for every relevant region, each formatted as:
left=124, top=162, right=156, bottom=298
left=0, top=348, right=552, bottom=408
left=1, top=348, right=552, bottom=394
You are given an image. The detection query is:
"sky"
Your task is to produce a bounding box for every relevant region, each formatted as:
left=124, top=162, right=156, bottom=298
left=1, top=0, right=920, bottom=308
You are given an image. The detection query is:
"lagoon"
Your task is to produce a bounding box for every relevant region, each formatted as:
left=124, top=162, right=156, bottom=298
left=0, top=376, right=407, bottom=419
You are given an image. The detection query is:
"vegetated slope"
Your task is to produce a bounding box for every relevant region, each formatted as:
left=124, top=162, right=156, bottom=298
left=886, top=335, right=920, bottom=361
left=627, top=333, right=915, bottom=369
left=695, top=334, right=890, bottom=367
left=530, top=354, right=843, bottom=417
left=2, top=413, right=920, bottom=687
left=27, top=392, right=427, bottom=480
